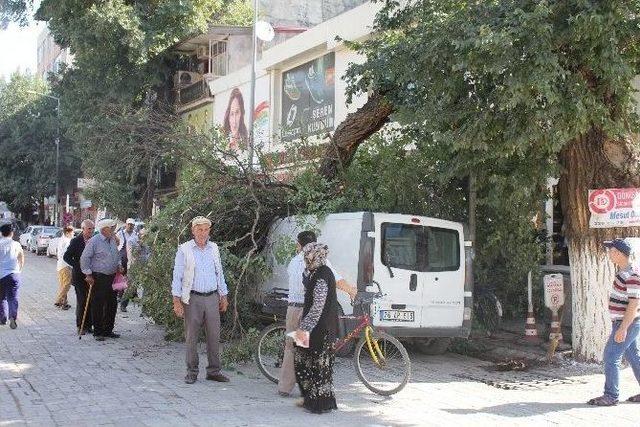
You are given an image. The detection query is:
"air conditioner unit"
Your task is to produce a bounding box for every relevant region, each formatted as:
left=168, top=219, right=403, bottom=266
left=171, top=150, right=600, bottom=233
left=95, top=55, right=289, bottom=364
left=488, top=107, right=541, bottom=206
left=196, top=46, right=209, bottom=60
left=173, top=71, right=202, bottom=88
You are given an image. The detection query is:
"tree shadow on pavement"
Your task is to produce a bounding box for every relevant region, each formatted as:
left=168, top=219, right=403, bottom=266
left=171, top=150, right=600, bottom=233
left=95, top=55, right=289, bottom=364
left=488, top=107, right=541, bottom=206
left=444, top=401, right=598, bottom=417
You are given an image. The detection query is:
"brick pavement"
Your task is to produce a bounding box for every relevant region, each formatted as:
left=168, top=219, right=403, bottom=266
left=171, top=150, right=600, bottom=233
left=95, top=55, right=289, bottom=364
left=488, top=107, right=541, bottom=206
left=1, top=252, right=639, bottom=426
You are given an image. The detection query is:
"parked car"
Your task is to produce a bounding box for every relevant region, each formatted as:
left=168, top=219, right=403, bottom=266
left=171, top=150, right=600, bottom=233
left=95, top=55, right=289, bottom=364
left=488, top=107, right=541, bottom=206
left=260, top=212, right=473, bottom=355
left=29, top=226, right=60, bottom=255
left=47, top=228, right=81, bottom=258
left=19, top=225, right=35, bottom=248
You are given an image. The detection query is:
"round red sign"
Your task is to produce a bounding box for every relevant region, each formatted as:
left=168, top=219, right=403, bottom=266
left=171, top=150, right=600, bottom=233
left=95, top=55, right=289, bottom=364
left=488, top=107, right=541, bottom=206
left=589, top=189, right=616, bottom=214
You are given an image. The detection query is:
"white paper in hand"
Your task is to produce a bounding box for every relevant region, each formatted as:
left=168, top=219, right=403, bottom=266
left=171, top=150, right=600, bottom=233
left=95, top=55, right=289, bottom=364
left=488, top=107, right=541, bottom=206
left=287, top=331, right=309, bottom=348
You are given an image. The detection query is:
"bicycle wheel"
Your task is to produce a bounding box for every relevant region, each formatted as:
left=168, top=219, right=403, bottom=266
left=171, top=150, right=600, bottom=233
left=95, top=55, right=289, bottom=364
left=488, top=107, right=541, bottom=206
left=353, top=329, right=411, bottom=396
left=254, top=323, right=287, bottom=383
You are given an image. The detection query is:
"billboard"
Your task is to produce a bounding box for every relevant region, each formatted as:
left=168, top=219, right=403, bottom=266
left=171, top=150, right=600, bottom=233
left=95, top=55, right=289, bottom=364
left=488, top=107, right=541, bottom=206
left=588, top=188, right=640, bottom=228
left=182, top=103, right=214, bottom=133
left=213, top=75, right=270, bottom=151
left=281, top=53, right=335, bottom=142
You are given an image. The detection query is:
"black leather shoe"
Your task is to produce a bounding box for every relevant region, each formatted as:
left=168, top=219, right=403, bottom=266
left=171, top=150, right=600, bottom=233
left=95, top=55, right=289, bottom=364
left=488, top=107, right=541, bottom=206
left=105, top=332, right=121, bottom=338
left=94, top=335, right=106, bottom=341
left=206, top=373, right=230, bottom=382
left=185, top=375, right=197, bottom=384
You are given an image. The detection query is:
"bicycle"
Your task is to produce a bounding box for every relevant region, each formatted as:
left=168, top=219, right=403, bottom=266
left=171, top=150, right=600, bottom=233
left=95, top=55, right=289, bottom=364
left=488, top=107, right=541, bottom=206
left=255, top=281, right=411, bottom=396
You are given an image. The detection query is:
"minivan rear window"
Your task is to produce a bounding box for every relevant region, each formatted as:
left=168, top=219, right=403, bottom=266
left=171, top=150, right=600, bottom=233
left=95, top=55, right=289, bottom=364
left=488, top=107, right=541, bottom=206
left=381, top=223, right=460, bottom=272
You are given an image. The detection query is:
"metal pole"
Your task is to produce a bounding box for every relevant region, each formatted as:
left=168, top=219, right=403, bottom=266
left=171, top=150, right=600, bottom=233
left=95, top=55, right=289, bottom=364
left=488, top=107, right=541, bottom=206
left=248, top=0, right=258, bottom=169
left=55, top=98, right=60, bottom=227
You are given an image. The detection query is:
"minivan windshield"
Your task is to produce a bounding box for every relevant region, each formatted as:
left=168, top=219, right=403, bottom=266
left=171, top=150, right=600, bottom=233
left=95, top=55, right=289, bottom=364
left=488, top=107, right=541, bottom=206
left=381, top=223, right=460, bottom=272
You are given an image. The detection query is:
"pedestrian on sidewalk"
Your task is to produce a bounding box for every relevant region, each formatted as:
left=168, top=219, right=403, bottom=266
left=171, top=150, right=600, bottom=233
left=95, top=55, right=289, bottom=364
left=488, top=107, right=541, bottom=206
left=588, top=238, right=640, bottom=406
left=120, top=227, right=150, bottom=312
left=171, top=216, right=229, bottom=384
left=278, top=231, right=356, bottom=397
left=0, top=223, right=24, bottom=329
left=54, top=226, right=74, bottom=310
left=81, top=219, right=122, bottom=341
left=64, top=219, right=95, bottom=333
left=293, top=242, right=338, bottom=414
left=116, top=218, right=137, bottom=276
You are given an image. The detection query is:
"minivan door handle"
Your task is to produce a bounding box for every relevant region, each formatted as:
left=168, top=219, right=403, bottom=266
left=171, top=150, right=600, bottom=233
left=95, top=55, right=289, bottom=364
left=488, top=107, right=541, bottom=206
left=409, top=273, right=417, bottom=291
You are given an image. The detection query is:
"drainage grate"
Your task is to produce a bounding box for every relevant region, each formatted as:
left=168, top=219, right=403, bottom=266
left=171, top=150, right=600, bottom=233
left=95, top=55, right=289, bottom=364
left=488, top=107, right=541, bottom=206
left=453, top=369, right=587, bottom=390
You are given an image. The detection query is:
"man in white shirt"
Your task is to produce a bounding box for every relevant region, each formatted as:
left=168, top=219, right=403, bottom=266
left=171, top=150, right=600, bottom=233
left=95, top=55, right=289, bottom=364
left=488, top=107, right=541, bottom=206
left=54, top=226, right=74, bottom=310
left=277, top=231, right=356, bottom=396
left=116, top=218, right=137, bottom=275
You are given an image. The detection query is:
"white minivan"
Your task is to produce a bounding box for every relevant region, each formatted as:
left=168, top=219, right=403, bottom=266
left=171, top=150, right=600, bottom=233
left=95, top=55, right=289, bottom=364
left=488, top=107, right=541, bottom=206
left=260, top=212, right=473, bottom=353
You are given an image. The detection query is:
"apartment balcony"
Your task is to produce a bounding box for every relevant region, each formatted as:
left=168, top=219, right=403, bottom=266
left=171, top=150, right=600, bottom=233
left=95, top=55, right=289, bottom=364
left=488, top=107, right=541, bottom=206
left=174, top=78, right=213, bottom=113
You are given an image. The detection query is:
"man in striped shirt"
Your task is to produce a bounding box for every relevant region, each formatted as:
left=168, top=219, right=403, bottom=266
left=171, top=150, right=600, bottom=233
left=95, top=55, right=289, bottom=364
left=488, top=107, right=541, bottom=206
left=588, top=238, right=640, bottom=406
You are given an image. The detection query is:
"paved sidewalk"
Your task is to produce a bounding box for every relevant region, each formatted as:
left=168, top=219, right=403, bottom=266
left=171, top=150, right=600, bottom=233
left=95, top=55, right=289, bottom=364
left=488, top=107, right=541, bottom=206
left=1, top=252, right=639, bottom=426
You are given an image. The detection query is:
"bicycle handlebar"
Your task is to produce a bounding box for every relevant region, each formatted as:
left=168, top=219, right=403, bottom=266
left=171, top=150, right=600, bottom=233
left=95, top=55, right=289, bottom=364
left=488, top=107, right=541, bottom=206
left=351, top=280, right=385, bottom=307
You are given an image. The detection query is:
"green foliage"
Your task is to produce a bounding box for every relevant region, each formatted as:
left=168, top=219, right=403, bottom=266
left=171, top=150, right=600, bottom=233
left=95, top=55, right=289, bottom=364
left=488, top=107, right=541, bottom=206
left=129, top=130, right=288, bottom=341
left=0, top=72, right=80, bottom=218
left=35, top=0, right=253, bottom=217
left=341, top=0, right=640, bottom=317
left=0, top=0, right=33, bottom=27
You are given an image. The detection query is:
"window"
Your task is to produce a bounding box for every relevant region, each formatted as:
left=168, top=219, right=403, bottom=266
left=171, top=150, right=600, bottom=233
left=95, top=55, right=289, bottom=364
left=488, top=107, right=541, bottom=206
left=381, top=223, right=460, bottom=272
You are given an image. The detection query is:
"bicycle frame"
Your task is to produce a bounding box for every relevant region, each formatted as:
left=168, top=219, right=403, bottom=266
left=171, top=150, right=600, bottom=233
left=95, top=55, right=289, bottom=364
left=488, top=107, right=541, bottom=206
left=335, top=312, right=385, bottom=366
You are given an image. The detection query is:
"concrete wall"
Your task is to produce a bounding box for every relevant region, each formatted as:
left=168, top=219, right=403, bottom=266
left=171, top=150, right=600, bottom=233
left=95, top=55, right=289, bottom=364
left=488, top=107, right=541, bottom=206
left=260, top=0, right=368, bottom=27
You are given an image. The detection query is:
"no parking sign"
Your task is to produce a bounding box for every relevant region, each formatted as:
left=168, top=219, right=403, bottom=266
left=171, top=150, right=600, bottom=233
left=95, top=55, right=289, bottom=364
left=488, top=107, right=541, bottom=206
left=543, top=274, right=564, bottom=310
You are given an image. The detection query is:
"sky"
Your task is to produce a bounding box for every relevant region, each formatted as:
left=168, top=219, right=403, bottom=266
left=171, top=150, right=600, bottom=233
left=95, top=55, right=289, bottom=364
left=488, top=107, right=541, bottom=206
left=0, top=20, right=44, bottom=80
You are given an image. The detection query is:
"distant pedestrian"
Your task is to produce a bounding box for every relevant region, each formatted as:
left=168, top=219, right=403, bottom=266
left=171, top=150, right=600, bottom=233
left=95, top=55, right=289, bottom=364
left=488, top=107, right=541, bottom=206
left=588, top=238, right=640, bottom=406
left=116, top=218, right=137, bottom=276
left=0, top=223, right=25, bottom=329
left=64, top=220, right=95, bottom=333
left=54, top=226, right=74, bottom=310
left=293, top=242, right=338, bottom=414
left=80, top=219, right=122, bottom=341
left=171, top=216, right=229, bottom=384
left=278, top=231, right=356, bottom=397
left=120, top=227, right=149, bottom=312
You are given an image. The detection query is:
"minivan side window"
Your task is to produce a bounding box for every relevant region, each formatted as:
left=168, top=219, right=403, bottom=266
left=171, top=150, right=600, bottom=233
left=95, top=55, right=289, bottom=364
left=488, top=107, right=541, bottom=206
left=381, top=223, right=427, bottom=271
left=381, top=223, right=460, bottom=272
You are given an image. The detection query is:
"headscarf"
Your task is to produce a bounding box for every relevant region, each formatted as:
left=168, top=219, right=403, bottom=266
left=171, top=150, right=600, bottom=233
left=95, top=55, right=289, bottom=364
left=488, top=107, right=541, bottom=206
left=303, top=242, right=328, bottom=271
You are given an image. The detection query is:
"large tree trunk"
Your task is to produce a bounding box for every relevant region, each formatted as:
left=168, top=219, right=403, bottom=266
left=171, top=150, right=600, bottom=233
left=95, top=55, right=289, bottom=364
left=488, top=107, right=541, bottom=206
left=318, top=94, right=393, bottom=181
left=558, top=127, right=640, bottom=361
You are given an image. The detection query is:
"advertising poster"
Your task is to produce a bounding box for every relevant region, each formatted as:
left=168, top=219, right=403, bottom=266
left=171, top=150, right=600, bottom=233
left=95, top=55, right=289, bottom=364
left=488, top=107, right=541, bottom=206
left=588, top=188, right=640, bottom=228
left=281, top=53, right=335, bottom=142
left=181, top=103, right=214, bottom=133
left=213, top=75, right=270, bottom=151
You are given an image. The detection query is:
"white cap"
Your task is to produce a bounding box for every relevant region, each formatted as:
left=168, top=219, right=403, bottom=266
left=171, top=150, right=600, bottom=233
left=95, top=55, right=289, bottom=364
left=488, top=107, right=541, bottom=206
left=191, top=216, right=212, bottom=227
left=125, top=218, right=135, bottom=225
left=96, top=219, right=117, bottom=230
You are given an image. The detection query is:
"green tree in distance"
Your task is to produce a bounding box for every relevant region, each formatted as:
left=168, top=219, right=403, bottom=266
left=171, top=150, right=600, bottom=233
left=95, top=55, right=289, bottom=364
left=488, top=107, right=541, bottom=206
left=0, top=72, right=79, bottom=221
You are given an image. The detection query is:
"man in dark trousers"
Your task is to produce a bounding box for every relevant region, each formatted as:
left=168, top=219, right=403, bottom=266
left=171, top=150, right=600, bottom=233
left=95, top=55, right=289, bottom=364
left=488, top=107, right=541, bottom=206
left=81, top=219, right=121, bottom=341
left=63, top=219, right=95, bottom=333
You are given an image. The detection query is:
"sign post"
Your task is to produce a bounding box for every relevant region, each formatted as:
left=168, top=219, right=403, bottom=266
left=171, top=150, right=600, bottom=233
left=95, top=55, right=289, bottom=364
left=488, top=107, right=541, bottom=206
left=543, top=273, right=564, bottom=343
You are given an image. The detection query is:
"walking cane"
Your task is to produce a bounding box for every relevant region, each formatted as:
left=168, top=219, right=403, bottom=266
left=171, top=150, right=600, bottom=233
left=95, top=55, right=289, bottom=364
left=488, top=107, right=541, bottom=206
left=78, top=282, right=94, bottom=340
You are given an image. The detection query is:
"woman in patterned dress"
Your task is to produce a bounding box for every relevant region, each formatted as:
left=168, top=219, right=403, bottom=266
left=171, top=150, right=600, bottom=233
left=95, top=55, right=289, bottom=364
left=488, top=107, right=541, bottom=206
left=293, top=242, right=338, bottom=414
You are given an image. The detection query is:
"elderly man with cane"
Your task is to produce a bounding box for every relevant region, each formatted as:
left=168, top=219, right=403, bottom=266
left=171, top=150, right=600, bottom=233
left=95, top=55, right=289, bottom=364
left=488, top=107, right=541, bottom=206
left=171, top=216, right=229, bottom=384
left=81, top=219, right=122, bottom=341
left=64, top=219, right=95, bottom=334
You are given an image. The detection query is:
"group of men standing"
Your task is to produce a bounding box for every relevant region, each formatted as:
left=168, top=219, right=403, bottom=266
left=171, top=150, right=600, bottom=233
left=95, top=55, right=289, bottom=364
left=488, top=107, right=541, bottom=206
left=61, top=218, right=143, bottom=340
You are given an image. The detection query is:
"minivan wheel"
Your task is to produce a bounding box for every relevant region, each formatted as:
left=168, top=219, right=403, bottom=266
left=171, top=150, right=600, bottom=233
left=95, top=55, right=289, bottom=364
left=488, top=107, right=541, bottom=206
left=415, top=338, right=451, bottom=355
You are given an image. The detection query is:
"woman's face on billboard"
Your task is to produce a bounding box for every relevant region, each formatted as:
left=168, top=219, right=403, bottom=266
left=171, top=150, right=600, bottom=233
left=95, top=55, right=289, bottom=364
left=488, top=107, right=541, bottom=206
left=229, top=97, right=243, bottom=136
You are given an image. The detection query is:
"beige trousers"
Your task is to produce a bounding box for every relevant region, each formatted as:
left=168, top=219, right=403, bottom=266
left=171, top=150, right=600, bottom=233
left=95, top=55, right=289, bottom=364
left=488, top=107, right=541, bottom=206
left=277, top=305, right=304, bottom=394
left=55, top=267, right=72, bottom=305
left=184, top=292, right=221, bottom=376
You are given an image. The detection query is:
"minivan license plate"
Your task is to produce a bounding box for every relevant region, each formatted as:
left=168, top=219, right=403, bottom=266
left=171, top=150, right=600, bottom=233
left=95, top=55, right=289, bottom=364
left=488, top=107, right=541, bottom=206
left=380, top=310, right=414, bottom=322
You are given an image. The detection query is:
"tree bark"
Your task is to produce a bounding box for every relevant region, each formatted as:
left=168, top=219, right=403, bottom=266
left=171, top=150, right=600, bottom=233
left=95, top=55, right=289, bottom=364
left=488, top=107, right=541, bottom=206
left=318, top=94, right=393, bottom=181
left=558, top=127, right=640, bottom=361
